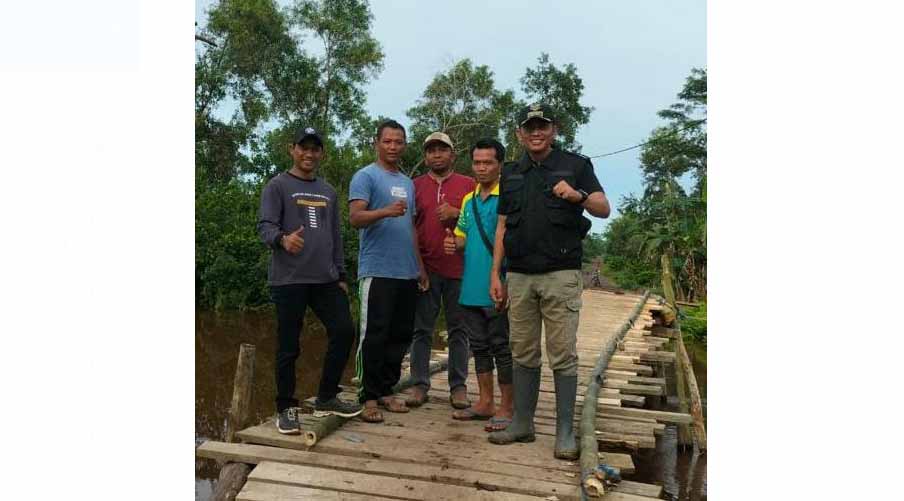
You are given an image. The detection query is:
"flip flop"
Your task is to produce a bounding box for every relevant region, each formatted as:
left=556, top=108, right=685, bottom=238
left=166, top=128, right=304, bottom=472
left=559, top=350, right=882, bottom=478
left=452, top=407, right=493, bottom=421
left=484, top=416, right=512, bottom=432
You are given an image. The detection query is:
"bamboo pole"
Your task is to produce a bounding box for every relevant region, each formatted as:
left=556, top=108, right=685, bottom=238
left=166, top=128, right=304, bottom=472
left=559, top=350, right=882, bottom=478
left=213, top=343, right=256, bottom=501
left=579, top=291, right=650, bottom=498
left=300, top=356, right=449, bottom=447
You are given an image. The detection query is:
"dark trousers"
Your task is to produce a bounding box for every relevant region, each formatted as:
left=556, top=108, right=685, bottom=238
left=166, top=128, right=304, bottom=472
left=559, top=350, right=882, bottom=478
left=356, top=277, right=418, bottom=403
left=411, top=272, right=469, bottom=392
left=461, top=305, right=513, bottom=385
left=271, top=282, right=355, bottom=413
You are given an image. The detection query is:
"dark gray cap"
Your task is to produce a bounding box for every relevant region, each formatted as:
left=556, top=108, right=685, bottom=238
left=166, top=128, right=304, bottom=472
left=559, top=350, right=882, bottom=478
left=294, top=126, right=324, bottom=146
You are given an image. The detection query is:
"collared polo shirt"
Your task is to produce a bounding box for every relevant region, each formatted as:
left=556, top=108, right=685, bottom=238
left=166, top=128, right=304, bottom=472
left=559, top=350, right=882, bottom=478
left=455, top=183, right=500, bottom=307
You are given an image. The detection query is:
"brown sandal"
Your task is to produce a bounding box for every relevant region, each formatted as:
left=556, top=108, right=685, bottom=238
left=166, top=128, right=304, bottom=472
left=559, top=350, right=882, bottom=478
left=449, top=387, right=470, bottom=410
left=403, top=386, right=428, bottom=407
left=360, top=405, right=384, bottom=423
left=377, top=396, right=409, bottom=413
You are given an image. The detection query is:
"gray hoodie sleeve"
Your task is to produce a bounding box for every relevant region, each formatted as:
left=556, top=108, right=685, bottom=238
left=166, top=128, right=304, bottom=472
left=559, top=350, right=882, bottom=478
left=258, top=178, right=284, bottom=250
left=332, top=189, right=347, bottom=281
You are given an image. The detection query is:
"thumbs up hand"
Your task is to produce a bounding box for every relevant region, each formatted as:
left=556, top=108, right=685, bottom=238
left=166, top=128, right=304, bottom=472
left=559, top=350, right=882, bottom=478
left=443, top=228, right=457, bottom=255
left=436, top=202, right=458, bottom=222
left=281, top=226, right=305, bottom=254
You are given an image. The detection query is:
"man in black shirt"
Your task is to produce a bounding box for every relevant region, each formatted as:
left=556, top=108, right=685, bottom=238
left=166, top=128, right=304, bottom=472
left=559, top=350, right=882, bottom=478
left=487, top=104, right=610, bottom=459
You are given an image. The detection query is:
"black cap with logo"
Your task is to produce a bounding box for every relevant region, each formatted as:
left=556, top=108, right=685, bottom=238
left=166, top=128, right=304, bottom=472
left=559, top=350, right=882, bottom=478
left=517, top=102, right=557, bottom=127
left=294, top=126, right=324, bottom=146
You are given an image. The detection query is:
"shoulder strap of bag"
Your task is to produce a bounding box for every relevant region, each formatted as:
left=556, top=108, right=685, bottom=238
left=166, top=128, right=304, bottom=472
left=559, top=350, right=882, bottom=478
left=471, top=193, right=494, bottom=254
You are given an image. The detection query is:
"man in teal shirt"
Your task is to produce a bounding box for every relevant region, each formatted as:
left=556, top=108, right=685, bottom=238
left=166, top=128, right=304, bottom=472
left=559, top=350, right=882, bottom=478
left=443, top=138, right=513, bottom=431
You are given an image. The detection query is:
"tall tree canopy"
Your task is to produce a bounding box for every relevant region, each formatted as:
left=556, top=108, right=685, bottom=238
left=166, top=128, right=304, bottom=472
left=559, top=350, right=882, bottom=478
left=520, top=53, right=594, bottom=153
left=405, top=59, right=518, bottom=174
left=601, top=68, right=707, bottom=301
left=405, top=54, right=594, bottom=174
left=195, top=0, right=384, bottom=309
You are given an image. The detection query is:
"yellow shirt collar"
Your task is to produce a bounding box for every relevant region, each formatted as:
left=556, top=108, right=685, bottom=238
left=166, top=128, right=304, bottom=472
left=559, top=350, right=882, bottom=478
left=473, top=182, right=500, bottom=198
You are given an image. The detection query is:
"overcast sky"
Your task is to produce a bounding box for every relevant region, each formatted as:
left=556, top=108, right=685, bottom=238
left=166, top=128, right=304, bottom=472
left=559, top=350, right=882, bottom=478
left=196, top=0, right=706, bottom=232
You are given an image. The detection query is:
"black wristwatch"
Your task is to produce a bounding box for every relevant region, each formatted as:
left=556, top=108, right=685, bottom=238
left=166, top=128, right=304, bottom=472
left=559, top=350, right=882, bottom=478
left=576, top=189, right=589, bottom=204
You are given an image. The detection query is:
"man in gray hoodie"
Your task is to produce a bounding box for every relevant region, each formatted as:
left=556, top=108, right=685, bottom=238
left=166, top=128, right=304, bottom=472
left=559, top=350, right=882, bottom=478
left=258, top=127, right=362, bottom=434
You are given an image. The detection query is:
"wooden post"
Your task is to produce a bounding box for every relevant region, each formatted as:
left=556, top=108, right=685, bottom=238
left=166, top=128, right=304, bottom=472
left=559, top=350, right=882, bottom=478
left=225, top=343, right=256, bottom=443
left=213, top=343, right=256, bottom=501
left=676, top=333, right=707, bottom=451
left=210, top=463, right=251, bottom=501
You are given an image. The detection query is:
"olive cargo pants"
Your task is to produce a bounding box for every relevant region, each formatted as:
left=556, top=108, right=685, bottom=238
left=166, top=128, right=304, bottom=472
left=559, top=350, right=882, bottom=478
left=505, top=270, right=582, bottom=376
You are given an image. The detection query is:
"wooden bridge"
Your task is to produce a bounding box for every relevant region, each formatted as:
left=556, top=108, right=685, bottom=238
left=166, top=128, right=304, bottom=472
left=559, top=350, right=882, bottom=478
left=197, top=289, right=704, bottom=500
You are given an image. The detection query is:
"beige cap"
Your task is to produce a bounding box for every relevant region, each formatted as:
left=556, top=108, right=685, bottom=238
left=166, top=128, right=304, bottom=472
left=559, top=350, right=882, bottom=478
left=423, top=131, right=453, bottom=149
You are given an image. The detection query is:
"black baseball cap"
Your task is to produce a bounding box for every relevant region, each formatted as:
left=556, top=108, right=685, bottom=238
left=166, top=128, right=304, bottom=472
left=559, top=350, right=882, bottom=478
left=517, top=102, right=556, bottom=126
left=294, top=126, right=324, bottom=146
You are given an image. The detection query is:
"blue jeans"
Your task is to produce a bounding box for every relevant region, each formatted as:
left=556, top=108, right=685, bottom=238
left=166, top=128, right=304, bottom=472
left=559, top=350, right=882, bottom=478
left=410, top=272, right=469, bottom=392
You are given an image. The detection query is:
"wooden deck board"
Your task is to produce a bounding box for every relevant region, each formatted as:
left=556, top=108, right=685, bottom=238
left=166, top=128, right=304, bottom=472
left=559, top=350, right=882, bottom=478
left=219, top=292, right=676, bottom=500
left=238, top=480, right=397, bottom=500
left=200, top=441, right=583, bottom=499
left=248, top=461, right=545, bottom=500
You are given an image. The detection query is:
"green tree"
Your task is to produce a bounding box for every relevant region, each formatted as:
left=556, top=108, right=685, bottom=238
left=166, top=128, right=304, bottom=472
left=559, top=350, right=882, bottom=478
left=406, top=59, right=519, bottom=174
left=520, top=53, right=594, bottom=153
left=292, top=0, right=384, bottom=138
left=601, top=68, right=707, bottom=301
left=194, top=0, right=384, bottom=309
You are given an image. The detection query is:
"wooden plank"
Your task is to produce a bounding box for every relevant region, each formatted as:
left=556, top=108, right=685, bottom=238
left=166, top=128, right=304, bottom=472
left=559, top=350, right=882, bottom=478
left=624, top=335, right=670, bottom=344
left=602, top=381, right=663, bottom=396
left=238, top=480, right=397, bottom=500
left=236, top=421, right=636, bottom=474
left=609, top=480, right=663, bottom=498
left=576, top=391, right=646, bottom=407
left=602, top=492, right=662, bottom=501
left=603, top=369, right=638, bottom=377
left=598, top=406, right=693, bottom=425
left=248, top=461, right=542, bottom=501
left=604, top=373, right=666, bottom=387
left=200, top=442, right=582, bottom=500
left=597, top=418, right=665, bottom=435
left=595, top=431, right=656, bottom=449
left=619, top=350, right=676, bottom=363
left=607, top=362, right=654, bottom=376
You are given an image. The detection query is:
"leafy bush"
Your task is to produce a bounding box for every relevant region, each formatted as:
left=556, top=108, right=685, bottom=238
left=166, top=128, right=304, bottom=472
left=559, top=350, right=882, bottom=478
left=681, top=302, right=707, bottom=341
